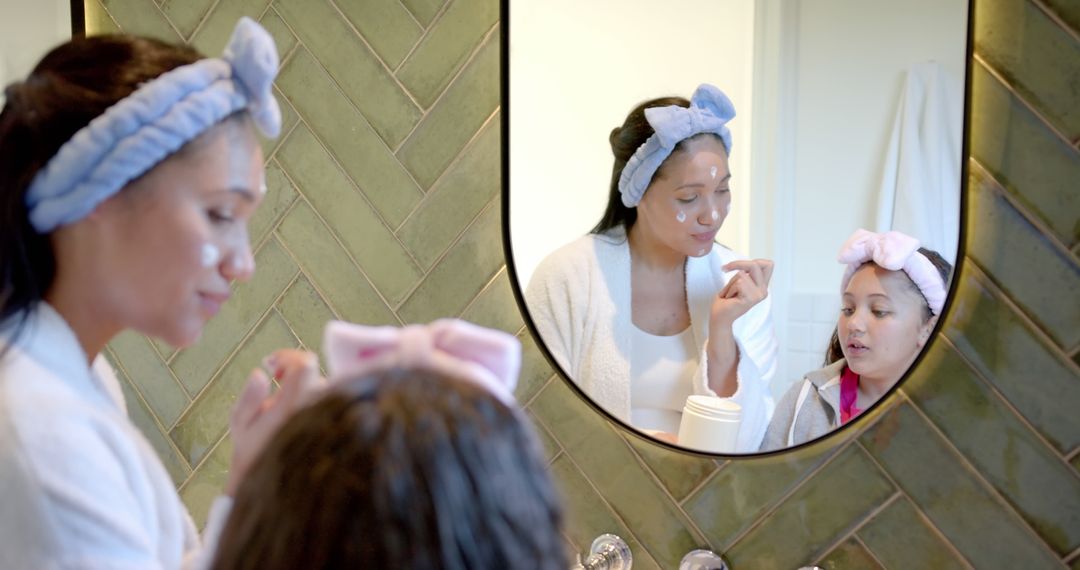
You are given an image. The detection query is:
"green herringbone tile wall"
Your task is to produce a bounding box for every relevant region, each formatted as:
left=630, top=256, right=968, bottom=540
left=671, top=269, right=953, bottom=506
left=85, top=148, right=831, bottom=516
left=85, top=1, right=1079, bottom=568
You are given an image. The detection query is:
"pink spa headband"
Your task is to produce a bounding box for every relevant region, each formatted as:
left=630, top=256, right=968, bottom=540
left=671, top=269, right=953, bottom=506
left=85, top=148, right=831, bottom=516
left=322, top=319, right=521, bottom=407
left=837, top=229, right=946, bottom=316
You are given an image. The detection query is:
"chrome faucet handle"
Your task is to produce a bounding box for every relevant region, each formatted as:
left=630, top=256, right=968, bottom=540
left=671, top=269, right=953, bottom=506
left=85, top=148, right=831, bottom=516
left=572, top=533, right=633, bottom=570
left=680, top=548, right=728, bottom=570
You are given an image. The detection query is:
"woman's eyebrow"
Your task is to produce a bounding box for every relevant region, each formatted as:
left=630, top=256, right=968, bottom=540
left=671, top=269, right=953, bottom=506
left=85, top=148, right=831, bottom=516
left=675, top=174, right=731, bottom=191
left=216, top=187, right=258, bottom=202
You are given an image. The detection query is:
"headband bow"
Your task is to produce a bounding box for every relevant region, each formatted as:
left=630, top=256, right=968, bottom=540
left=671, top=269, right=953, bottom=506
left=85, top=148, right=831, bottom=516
left=25, top=17, right=281, bottom=233
left=838, top=229, right=947, bottom=316
left=322, top=319, right=521, bottom=407
left=618, top=84, right=735, bottom=207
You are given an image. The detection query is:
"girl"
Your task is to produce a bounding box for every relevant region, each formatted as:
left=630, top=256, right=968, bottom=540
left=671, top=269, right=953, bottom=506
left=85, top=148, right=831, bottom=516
left=210, top=319, right=568, bottom=570
left=525, top=84, right=777, bottom=452
left=761, top=229, right=952, bottom=450
left=0, top=18, right=321, bottom=568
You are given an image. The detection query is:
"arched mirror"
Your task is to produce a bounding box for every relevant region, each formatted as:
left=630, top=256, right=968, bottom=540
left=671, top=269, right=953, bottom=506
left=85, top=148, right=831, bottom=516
left=504, top=0, right=971, bottom=455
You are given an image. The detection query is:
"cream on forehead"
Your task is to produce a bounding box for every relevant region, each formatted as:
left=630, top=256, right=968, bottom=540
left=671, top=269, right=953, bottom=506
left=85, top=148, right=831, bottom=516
left=709, top=166, right=718, bottom=179
left=201, top=243, right=222, bottom=268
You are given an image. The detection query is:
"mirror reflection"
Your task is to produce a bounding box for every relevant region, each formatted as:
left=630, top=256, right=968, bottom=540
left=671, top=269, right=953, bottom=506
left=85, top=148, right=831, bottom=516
left=509, top=0, right=968, bottom=453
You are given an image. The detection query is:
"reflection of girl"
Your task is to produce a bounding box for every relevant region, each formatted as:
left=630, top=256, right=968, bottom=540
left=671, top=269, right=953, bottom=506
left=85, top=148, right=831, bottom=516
left=526, top=85, right=777, bottom=452
left=0, top=19, right=316, bottom=567
left=761, top=229, right=951, bottom=450
left=211, top=320, right=568, bottom=570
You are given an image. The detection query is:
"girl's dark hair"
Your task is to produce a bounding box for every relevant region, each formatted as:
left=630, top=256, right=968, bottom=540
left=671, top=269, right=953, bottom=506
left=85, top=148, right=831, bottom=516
left=0, top=35, right=201, bottom=351
left=211, top=369, right=568, bottom=570
left=823, top=247, right=953, bottom=366
left=591, top=96, right=726, bottom=235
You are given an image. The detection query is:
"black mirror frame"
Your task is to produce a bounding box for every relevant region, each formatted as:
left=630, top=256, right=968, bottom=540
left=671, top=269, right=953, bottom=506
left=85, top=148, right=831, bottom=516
left=70, top=0, right=84, bottom=37
left=500, top=0, right=976, bottom=458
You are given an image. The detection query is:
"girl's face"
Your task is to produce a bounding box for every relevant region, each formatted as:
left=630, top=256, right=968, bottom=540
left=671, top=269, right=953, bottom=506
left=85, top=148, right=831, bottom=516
left=91, top=118, right=264, bottom=347
left=838, top=265, right=936, bottom=383
left=635, top=136, right=731, bottom=258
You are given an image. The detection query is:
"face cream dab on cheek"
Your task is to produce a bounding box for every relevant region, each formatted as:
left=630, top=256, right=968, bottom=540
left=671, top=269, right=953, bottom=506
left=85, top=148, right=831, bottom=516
left=676, top=211, right=687, bottom=223
left=711, top=209, right=719, bottom=221
left=200, top=243, right=222, bottom=268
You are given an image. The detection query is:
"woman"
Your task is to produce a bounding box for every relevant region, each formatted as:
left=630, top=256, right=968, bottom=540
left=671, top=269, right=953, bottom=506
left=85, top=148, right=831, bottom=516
left=761, top=229, right=951, bottom=450
left=210, top=319, right=568, bottom=570
left=0, top=18, right=319, bottom=568
left=525, top=84, right=777, bottom=452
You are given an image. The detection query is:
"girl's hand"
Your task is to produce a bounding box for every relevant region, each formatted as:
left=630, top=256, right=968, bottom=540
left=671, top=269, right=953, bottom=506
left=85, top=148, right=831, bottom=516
left=710, top=259, right=774, bottom=331
left=261, top=349, right=325, bottom=394
left=225, top=349, right=326, bottom=496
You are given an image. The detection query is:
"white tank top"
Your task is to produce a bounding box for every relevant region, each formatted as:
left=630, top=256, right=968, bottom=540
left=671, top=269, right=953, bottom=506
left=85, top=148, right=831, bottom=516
left=629, top=324, right=699, bottom=434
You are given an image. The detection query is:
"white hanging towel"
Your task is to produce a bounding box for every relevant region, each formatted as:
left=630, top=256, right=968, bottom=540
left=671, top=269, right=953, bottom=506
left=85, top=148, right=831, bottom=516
left=875, top=62, right=962, bottom=264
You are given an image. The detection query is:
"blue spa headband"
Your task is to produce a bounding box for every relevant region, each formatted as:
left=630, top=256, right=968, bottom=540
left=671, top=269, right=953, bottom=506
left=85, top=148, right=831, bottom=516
left=24, top=17, right=281, bottom=233
left=617, top=84, right=736, bottom=208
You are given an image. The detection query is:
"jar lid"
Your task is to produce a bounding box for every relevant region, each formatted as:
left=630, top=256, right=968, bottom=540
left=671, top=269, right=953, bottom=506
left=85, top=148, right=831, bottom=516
left=684, top=395, right=742, bottom=420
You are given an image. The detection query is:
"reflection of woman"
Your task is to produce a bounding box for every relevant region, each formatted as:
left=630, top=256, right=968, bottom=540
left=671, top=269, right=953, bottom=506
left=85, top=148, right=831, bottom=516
left=0, top=19, right=317, bottom=567
left=761, top=229, right=951, bottom=451
left=526, top=85, right=777, bottom=452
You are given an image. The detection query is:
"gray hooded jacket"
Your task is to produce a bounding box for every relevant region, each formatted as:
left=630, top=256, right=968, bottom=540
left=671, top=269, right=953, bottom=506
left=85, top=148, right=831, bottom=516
left=760, top=359, right=847, bottom=451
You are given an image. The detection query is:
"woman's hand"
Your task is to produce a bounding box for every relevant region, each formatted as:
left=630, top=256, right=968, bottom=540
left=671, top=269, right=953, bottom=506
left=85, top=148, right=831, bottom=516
left=704, top=259, right=774, bottom=397
left=710, top=259, right=774, bottom=330
left=224, top=349, right=326, bottom=496
left=643, top=430, right=679, bottom=445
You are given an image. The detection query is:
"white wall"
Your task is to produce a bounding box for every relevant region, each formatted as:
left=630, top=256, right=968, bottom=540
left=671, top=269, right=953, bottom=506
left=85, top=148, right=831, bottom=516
left=761, top=0, right=968, bottom=399
left=509, top=0, right=757, bottom=288
left=786, top=0, right=967, bottom=293
left=0, top=0, right=72, bottom=103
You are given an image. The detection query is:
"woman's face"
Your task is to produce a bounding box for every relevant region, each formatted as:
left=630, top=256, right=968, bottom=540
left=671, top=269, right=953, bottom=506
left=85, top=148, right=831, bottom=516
left=636, top=135, right=731, bottom=258
left=92, top=118, right=264, bottom=347
left=838, top=265, right=936, bottom=383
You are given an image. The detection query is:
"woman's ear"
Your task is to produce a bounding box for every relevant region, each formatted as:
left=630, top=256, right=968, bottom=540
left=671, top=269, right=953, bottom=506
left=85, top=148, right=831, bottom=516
left=916, top=314, right=939, bottom=348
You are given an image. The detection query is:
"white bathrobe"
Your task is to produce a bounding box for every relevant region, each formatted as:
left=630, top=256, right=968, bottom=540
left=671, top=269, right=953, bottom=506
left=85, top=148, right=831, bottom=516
left=525, top=228, right=777, bottom=452
left=0, top=303, right=231, bottom=569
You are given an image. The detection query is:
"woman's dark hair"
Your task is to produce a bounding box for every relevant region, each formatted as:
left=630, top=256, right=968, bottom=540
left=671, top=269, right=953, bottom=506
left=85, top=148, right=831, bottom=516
left=0, top=35, right=202, bottom=353
left=823, top=247, right=953, bottom=366
left=211, top=368, right=568, bottom=570
left=591, top=96, right=727, bottom=235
